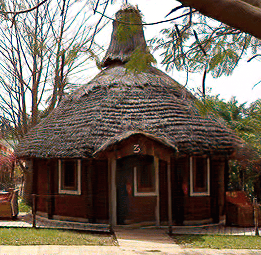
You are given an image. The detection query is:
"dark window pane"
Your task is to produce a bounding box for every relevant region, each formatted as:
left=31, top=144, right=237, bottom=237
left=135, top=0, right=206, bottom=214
left=61, top=160, right=77, bottom=190
left=193, top=157, right=207, bottom=193
left=195, top=158, right=206, bottom=188
left=137, top=156, right=155, bottom=193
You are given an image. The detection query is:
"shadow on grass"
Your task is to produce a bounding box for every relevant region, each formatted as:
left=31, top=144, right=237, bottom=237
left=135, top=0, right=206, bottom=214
left=170, top=234, right=205, bottom=248
left=170, top=234, right=261, bottom=249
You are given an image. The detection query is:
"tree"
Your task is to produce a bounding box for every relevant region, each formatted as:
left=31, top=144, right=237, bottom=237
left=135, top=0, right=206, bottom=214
left=0, top=0, right=104, bottom=141
left=0, top=0, right=106, bottom=200
left=147, top=1, right=261, bottom=97
left=196, top=96, right=261, bottom=197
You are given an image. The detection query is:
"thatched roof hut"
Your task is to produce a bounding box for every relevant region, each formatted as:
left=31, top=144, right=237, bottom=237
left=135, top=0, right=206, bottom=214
left=15, top=6, right=240, bottom=227
left=15, top=7, right=238, bottom=159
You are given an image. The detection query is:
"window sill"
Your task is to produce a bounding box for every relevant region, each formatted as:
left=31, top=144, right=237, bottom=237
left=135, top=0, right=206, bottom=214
left=58, top=190, right=81, bottom=195
left=134, top=191, right=157, bottom=197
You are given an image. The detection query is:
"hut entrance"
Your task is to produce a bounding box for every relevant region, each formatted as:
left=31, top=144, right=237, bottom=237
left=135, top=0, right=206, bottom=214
left=116, top=155, right=157, bottom=225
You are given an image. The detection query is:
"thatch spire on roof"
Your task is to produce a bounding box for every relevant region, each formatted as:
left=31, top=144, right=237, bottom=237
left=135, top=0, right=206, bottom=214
left=101, top=5, right=149, bottom=68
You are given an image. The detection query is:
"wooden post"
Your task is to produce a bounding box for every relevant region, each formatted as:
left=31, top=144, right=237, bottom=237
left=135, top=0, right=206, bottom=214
left=254, top=198, right=259, bottom=236
left=87, top=159, right=94, bottom=222
left=154, top=157, right=160, bottom=226
left=111, top=157, right=117, bottom=226
left=108, top=158, right=112, bottom=230
left=32, top=194, right=36, bottom=228
left=167, top=159, right=172, bottom=234
left=47, top=160, right=53, bottom=219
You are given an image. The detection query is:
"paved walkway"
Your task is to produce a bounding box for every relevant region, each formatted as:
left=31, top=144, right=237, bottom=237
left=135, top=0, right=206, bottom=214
left=0, top=245, right=260, bottom=255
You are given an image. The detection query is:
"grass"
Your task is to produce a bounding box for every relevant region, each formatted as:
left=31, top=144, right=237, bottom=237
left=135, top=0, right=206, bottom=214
left=171, top=234, right=261, bottom=249
left=0, top=228, right=116, bottom=246
left=18, top=198, right=31, bottom=213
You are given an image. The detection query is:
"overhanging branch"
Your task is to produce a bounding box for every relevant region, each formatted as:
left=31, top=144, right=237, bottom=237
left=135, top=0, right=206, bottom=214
left=2, top=0, right=48, bottom=15
left=178, top=0, right=261, bottom=40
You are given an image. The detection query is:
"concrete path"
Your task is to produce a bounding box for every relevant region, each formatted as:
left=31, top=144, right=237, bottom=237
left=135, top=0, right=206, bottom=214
left=0, top=245, right=261, bottom=255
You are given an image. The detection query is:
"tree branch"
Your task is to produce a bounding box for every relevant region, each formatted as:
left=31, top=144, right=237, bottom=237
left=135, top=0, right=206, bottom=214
left=2, top=0, right=48, bottom=15
left=178, top=0, right=261, bottom=40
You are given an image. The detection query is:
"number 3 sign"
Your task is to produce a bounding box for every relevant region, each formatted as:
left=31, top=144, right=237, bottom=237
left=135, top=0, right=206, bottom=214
left=133, top=144, right=141, bottom=153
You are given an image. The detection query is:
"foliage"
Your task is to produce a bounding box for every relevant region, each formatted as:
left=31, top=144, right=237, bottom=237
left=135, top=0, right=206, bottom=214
left=0, top=142, right=18, bottom=191
left=151, top=9, right=261, bottom=79
left=18, top=197, right=31, bottom=213
left=0, top=228, right=115, bottom=246
left=125, top=47, right=156, bottom=72
left=195, top=96, right=261, bottom=195
left=171, top=234, right=261, bottom=249
left=116, top=6, right=157, bottom=72
left=0, top=0, right=106, bottom=202
left=0, top=0, right=103, bottom=141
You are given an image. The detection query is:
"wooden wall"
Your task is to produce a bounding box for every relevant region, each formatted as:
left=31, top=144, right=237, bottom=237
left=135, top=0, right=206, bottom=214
left=32, top=151, right=227, bottom=225
left=33, top=158, right=109, bottom=222
left=171, top=156, right=226, bottom=224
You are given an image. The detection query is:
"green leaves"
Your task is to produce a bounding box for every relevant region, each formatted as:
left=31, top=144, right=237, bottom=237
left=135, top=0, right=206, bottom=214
left=152, top=12, right=261, bottom=78
left=125, top=47, right=156, bottom=72
left=196, top=96, right=261, bottom=194
left=196, top=96, right=261, bottom=156
left=209, top=49, right=239, bottom=77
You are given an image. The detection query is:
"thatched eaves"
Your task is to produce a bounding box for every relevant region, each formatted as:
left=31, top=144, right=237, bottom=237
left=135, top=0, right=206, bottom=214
left=15, top=65, right=240, bottom=158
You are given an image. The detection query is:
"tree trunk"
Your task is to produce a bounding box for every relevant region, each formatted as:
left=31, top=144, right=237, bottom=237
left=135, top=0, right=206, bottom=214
left=178, top=0, right=261, bottom=40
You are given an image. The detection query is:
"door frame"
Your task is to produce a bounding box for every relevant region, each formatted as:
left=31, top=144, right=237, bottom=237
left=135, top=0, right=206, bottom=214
left=110, top=155, right=160, bottom=226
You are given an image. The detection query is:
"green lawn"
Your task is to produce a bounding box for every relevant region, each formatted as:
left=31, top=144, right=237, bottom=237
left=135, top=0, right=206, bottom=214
left=171, top=234, right=261, bottom=249
left=0, top=228, right=116, bottom=246
left=18, top=198, right=31, bottom=213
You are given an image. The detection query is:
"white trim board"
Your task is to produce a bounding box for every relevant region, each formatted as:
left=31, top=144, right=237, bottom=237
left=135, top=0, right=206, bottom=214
left=58, top=159, right=81, bottom=195
left=190, top=157, right=210, bottom=196
left=133, top=165, right=157, bottom=197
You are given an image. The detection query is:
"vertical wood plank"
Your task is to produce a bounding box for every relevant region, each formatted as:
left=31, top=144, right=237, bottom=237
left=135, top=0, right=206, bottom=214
left=154, top=156, right=160, bottom=226
left=47, top=160, right=53, bottom=219
left=87, top=159, right=94, bottom=221
left=111, top=157, right=117, bottom=226
left=32, top=194, right=36, bottom=228
left=167, top=158, right=172, bottom=234
left=108, top=158, right=112, bottom=229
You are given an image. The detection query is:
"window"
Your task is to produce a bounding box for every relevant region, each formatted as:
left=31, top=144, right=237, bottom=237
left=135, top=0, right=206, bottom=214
left=58, top=159, right=81, bottom=195
left=134, top=156, right=157, bottom=196
left=190, top=157, right=210, bottom=196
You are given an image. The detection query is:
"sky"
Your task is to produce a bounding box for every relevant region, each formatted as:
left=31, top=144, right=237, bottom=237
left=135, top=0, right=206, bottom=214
left=92, top=0, right=261, bottom=105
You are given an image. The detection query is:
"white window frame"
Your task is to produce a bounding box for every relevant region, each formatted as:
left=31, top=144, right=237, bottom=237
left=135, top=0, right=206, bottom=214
left=58, top=159, right=81, bottom=195
left=190, top=157, right=210, bottom=196
left=133, top=158, right=158, bottom=197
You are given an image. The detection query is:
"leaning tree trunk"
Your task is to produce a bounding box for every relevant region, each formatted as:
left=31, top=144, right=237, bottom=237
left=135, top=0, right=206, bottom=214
left=178, top=0, right=261, bottom=40
left=19, top=160, right=33, bottom=205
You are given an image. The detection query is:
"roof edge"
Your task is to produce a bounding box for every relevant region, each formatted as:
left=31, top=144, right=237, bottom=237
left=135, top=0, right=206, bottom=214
left=93, top=130, right=179, bottom=156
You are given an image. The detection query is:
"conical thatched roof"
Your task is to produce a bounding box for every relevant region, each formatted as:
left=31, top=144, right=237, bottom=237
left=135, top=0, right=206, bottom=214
left=15, top=6, right=240, bottom=159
